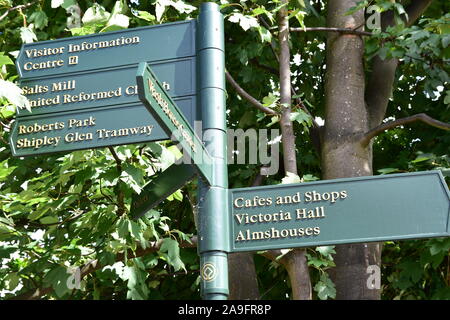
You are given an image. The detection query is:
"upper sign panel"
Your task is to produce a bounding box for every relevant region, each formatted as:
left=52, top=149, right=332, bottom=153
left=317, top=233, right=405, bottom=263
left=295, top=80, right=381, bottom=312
left=16, top=20, right=195, bottom=79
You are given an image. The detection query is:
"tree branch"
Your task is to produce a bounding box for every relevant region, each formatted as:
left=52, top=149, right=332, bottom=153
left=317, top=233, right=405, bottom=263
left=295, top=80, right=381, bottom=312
left=108, top=146, right=122, bottom=170
left=108, top=146, right=126, bottom=216
left=360, top=113, right=450, bottom=146
left=278, top=0, right=298, bottom=176
left=404, top=0, right=435, bottom=26
left=290, top=27, right=372, bottom=36
left=225, top=70, right=278, bottom=116
left=10, top=236, right=198, bottom=300
left=365, top=0, right=433, bottom=128
left=0, top=1, right=38, bottom=22
left=249, top=58, right=278, bottom=76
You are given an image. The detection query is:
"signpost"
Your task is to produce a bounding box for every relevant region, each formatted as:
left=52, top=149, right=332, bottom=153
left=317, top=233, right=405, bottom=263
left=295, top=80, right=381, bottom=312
left=229, top=171, right=450, bottom=252
left=9, top=96, right=194, bottom=156
left=10, top=20, right=197, bottom=156
left=9, top=2, right=450, bottom=302
left=131, top=163, right=196, bottom=219
left=135, top=3, right=229, bottom=299
left=136, top=62, right=213, bottom=185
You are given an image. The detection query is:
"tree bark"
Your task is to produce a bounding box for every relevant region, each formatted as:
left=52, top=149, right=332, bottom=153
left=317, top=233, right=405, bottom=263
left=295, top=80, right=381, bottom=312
left=228, top=174, right=263, bottom=300
left=228, top=252, right=260, bottom=300
left=366, top=0, right=433, bottom=128
left=277, top=0, right=312, bottom=300
left=278, top=0, right=297, bottom=176
left=323, top=0, right=433, bottom=300
left=323, top=0, right=381, bottom=300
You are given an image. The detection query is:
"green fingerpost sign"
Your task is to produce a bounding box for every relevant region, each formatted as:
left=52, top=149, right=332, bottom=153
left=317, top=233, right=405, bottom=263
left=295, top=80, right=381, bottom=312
left=130, top=163, right=196, bottom=219
left=10, top=20, right=198, bottom=156
left=229, top=171, right=450, bottom=252
left=136, top=62, right=214, bottom=185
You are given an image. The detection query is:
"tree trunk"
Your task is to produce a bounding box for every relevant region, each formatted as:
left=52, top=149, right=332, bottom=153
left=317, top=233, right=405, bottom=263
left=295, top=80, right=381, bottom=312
left=277, top=0, right=312, bottom=300
left=228, top=252, right=260, bottom=300
left=322, top=0, right=381, bottom=300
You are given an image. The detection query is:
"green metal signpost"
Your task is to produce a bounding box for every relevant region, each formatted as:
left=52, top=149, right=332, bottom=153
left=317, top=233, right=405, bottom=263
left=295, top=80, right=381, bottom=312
left=136, top=62, right=213, bottom=185
left=135, top=3, right=229, bottom=299
left=131, top=163, right=196, bottom=219
left=229, top=171, right=450, bottom=252
left=9, top=97, right=194, bottom=156
left=10, top=20, right=198, bottom=156
left=9, top=2, right=450, bottom=302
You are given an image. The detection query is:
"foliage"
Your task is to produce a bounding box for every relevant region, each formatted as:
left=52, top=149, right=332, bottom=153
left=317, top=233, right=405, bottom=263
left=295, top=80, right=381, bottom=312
left=0, top=0, right=448, bottom=300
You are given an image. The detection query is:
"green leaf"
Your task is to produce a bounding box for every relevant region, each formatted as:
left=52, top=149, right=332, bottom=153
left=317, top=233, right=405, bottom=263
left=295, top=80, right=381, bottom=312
left=5, top=272, right=20, bottom=291
left=101, top=14, right=129, bottom=32
left=290, top=110, right=312, bottom=127
left=0, top=245, right=16, bottom=259
left=281, top=172, right=301, bottom=184
left=0, top=52, right=14, bottom=66
left=262, top=93, right=279, bottom=108
left=121, top=264, right=149, bottom=300
left=314, top=273, right=336, bottom=300
left=167, top=189, right=183, bottom=202
left=43, top=266, right=72, bottom=298
left=444, top=90, right=450, bottom=105
left=61, top=0, right=77, bottom=10
left=316, top=246, right=336, bottom=258
left=40, top=216, right=59, bottom=225
left=0, top=79, right=30, bottom=111
left=345, top=0, right=369, bottom=16
left=429, top=238, right=450, bottom=256
left=117, top=217, right=129, bottom=239
left=411, top=156, right=431, bottom=163
left=0, top=105, right=16, bottom=119
left=228, top=13, right=259, bottom=31
left=159, top=238, right=185, bottom=272
left=136, top=11, right=155, bottom=22
left=69, top=25, right=98, bottom=36
left=120, top=163, right=144, bottom=193
left=28, top=207, right=49, bottom=221
left=0, top=162, right=16, bottom=180
left=129, top=220, right=147, bottom=246
left=256, top=26, right=271, bottom=43
left=51, top=0, right=64, bottom=8
left=82, top=4, right=110, bottom=26
left=29, top=11, right=49, bottom=30
left=398, top=260, right=423, bottom=284
left=301, top=174, right=319, bottom=182
left=19, top=27, right=37, bottom=44
left=377, top=168, right=400, bottom=174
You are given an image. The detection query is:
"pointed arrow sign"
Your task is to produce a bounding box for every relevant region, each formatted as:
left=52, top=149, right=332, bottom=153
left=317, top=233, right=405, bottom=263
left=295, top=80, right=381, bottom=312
left=131, top=163, right=196, bottom=219
left=229, top=171, right=450, bottom=252
left=136, top=62, right=214, bottom=185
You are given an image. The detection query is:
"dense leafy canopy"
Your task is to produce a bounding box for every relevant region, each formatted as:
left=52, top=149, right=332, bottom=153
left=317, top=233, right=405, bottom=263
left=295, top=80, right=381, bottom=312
left=0, top=0, right=449, bottom=300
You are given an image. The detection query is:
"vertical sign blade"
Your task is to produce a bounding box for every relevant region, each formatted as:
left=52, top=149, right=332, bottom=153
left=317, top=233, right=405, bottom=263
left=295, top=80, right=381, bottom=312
left=136, top=62, right=213, bottom=185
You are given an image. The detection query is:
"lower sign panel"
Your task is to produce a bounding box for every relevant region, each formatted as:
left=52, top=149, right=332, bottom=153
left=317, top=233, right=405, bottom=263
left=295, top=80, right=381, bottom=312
left=9, top=96, right=195, bottom=156
left=229, top=171, right=450, bottom=252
